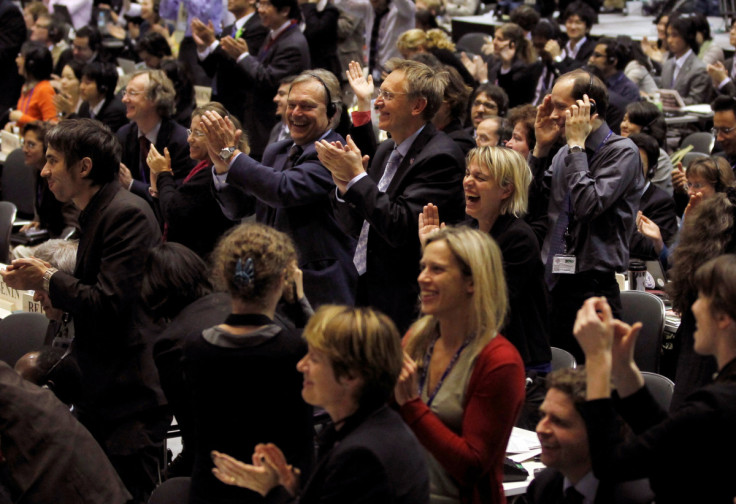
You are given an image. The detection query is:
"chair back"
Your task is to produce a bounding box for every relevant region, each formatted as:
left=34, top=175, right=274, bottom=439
left=679, top=132, right=714, bottom=154
left=680, top=151, right=708, bottom=169
left=0, top=202, right=17, bottom=264
left=550, top=346, right=577, bottom=371
left=641, top=371, right=675, bottom=411
left=0, top=312, right=48, bottom=366
left=1, top=149, right=35, bottom=219
left=456, top=32, right=489, bottom=56
left=620, top=290, right=665, bottom=373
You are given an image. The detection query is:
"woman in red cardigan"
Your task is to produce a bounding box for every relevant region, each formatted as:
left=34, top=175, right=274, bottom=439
left=8, top=41, right=57, bottom=128
left=395, top=226, right=525, bottom=504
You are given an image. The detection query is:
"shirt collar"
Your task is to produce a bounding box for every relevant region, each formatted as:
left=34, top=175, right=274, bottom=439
left=566, top=36, right=587, bottom=58
left=395, top=124, right=426, bottom=159
left=137, top=120, right=162, bottom=145
left=91, top=98, right=106, bottom=117
left=584, top=121, right=612, bottom=152
left=675, top=49, right=693, bottom=68
left=563, top=471, right=599, bottom=504
left=236, top=11, right=255, bottom=30
left=270, top=20, right=293, bottom=39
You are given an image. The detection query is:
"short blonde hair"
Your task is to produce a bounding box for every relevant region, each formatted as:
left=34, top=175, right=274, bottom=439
left=405, top=227, right=508, bottom=360
left=303, top=305, right=403, bottom=406
left=466, top=146, right=531, bottom=217
left=387, top=59, right=448, bottom=122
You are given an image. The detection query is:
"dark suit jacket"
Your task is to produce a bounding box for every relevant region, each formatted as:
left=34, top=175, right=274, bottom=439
left=286, top=405, right=429, bottom=504
left=660, top=51, right=713, bottom=105
left=527, top=468, right=653, bottom=504
left=47, top=181, right=167, bottom=449
left=78, top=96, right=128, bottom=133
left=0, top=362, right=132, bottom=504
left=0, top=0, right=25, bottom=110
left=443, top=118, right=476, bottom=155
left=629, top=183, right=677, bottom=261
left=237, top=22, right=310, bottom=159
left=215, top=131, right=357, bottom=307
left=301, top=2, right=341, bottom=77
left=199, top=15, right=269, bottom=120
left=116, top=117, right=195, bottom=201
left=488, top=58, right=537, bottom=108
left=716, top=57, right=736, bottom=96
left=337, top=123, right=466, bottom=332
left=558, top=37, right=597, bottom=74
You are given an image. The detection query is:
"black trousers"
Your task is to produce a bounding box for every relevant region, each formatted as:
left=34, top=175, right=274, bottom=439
left=549, top=270, right=622, bottom=364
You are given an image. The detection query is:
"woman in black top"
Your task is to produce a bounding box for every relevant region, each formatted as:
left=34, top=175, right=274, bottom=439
left=486, top=23, right=536, bottom=108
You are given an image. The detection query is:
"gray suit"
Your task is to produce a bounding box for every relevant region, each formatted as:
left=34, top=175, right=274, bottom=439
left=659, top=51, right=713, bottom=105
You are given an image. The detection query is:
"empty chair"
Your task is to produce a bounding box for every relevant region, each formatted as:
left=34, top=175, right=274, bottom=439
left=0, top=202, right=17, bottom=264
left=1, top=148, right=35, bottom=220
left=680, top=132, right=715, bottom=154
left=0, top=312, right=49, bottom=367
left=641, top=371, right=675, bottom=411
left=456, top=32, right=490, bottom=56
left=620, top=290, right=665, bottom=373
left=550, top=346, right=577, bottom=371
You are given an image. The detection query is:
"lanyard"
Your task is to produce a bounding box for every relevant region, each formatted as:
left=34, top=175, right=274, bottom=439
left=19, top=86, right=36, bottom=114
left=419, top=336, right=472, bottom=408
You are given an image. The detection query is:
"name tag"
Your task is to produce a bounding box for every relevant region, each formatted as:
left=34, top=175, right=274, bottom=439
left=552, top=254, right=576, bottom=274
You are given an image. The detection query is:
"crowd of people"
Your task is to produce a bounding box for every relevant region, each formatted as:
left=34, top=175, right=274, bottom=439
left=0, top=0, right=735, bottom=502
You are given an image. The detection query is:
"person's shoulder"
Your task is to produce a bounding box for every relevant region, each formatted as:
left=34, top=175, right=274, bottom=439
left=414, top=125, right=465, bottom=162
left=526, top=467, right=564, bottom=503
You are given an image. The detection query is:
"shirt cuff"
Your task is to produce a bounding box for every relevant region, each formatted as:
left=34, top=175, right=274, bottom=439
left=236, top=52, right=250, bottom=63
left=197, top=40, right=219, bottom=60
left=211, top=153, right=242, bottom=189
left=351, top=110, right=372, bottom=127
left=719, top=77, right=732, bottom=89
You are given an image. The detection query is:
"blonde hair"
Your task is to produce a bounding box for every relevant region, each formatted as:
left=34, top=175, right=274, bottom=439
left=397, top=28, right=456, bottom=54
left=466, top=146, right=531, bottom=217
left=387, top=59, right=448, bottom=122
left=404, top=226, right=508, bottom=360
left=303, top=305, right=403, bottom=405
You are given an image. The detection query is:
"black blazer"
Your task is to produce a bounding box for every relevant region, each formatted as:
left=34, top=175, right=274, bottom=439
left=527, top=468, right=653, bottom=504
left=442, top=118, right=476, bottom=155
left=236, top=22, right=311, bottom=159
left=116, top=117, right=195, bottom=201
left=78, top=96, right=128, bottom=133
left=558, top=37, right=597, bottom=73
left=0, top=0, right=25, bottom=110
left=629, top=183, right=677, bottom=261
left=301, top=2, right=341, bottom=77
left=487, top=58, right=537, bottom=108
left=337, top=123, right=466, bottom=332
left=215, top=131, right=358, bottom=307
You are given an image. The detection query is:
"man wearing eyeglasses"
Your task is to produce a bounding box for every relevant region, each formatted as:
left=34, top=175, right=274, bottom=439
left=711, top=96, right=736, bottom=171
left=316, top=59, right=466, bottom=332
left=116, top=69, right=195, bottom=203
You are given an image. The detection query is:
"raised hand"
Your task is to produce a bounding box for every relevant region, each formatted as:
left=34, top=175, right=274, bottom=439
left=394, top=352, right=419, bottom=406
left=346, top=60, right=374, bottom=111
left=191, top=18, right=216, bottom=48
left=418, top=203, right=444, bottom=245
left=637, top=211, right=664, bottom=254
left=533, top=95, right=561, bottom=157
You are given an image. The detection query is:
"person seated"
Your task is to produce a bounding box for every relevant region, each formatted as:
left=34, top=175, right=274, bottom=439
left=587, top=38, right=641, bottom=104
left=14, top=346, right=82, bottom=406
left=423, top=64, right=474, bottom=154
left=706, top=18, right=736, bottom=97
left=693, top=13, right=723, bottom=66
left=658, top=14, right=714, bottom=106
left=505, top=104, right=536, bottom=159
left=556, top=2, right=598, bottom=73
left=160, top=59, right=196, bottom=128
left=619, top=101, right=673, bottom=195
left=485, top=23, right=537, bottom=108
left=135, top=30, right=172, bottom=69
left=475, top=116, right=503, bottom=147
left=77, top=61, right=128, bottom=133
left=617, top=35, right=658, bottom=97
left=8, top=41, right=57, bottom=129
left=465, top=83, right=508, bottom=137
left=211, top=305, right=430, bottom=504
left=628, top=132, right=677, bottom=262
left=53, top=60, right=85, bottom=120
left=395, top=226, right=525, bottom=504
left=147, top=102, right=237, bottom=259
left=572, top=252, right=736, bottom=503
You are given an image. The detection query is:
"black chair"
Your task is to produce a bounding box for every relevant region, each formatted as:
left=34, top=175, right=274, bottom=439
left=0, top=148, right=36, bottom=220
left=456, top=32, right=489, bottom=56
left=550, top=346, right=577, bottom=371
left=641, top=371, right=675, bottom=411
left=0, top=201, right=17, bottom=264
left=0, top=312, right=49, bottom=367
left=680, top=132, right=715, bottom=154
left=620, top=290, right=665, bottom=373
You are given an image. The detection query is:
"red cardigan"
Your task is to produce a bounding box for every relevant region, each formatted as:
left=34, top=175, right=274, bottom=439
left=399, top=334, right=525, bottom=504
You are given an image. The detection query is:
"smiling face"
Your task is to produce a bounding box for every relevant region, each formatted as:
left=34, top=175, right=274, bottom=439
left=417, top=239, right=473, bottom=319
left=714, top=110, right=736, bottom=156
left=122, top=73, right=158, bottom=123
left=686, top=173, right=716, bottom=200
left=286, top=79, right=330, bottom=146
left=297, top=346, right=355, bottom=413
left=23, top=130, right=44, bottom=169
left=565, top=14, right=587, bottom=43
left=188, top=115, right=209, bottom=161
left=463, top=160, right=512, bottom=224
left=619, top=112, right=642, bottom=138
left=374, top=69, right=415, bottom=136
left=506, top=122, right=530, bottom=158
left=536, top=388, right=591, bottom=482
left=470, top=92, right=499, bottom=127
left=41, top=146, right=82, bottom=204
left=258, top=0, right=290, bottom=31
left=30, top=16, right=51, bottom=44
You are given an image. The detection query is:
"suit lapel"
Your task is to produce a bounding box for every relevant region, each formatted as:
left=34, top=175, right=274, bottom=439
left=385, top=124, right=435, bottom=194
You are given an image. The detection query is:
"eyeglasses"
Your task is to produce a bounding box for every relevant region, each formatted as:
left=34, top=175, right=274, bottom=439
left=711, top=126, right=736, bottom=136
left=122, top=89, right=143, bottom=98
left=376, top=88, right=407, bottom=101
left=684, top=181, right=710, bottom=191
left=187, top=129, right=206, bottom=137
left=472, top=100, right=498, bottom=110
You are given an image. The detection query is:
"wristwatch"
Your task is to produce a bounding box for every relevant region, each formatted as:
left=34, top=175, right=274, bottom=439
left=219, top=146, right=236, bottom=161
left=569, top=145, right=584, bottom=154
left=43, top=267, right=58, bottom=292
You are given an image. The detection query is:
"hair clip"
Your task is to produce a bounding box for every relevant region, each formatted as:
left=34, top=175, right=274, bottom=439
left=234, top=257, right=255, bottom=286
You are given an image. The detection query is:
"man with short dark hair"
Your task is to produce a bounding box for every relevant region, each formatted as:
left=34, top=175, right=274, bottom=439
left=530, top=69, right=644, bottom=362
left=711, top=95, right=736, bottom=169
left=587, top=38, right=640, bottom=103
left=317, top=59, right=465, bottom=332
left=0, top=119, right=169, bottom=503
left=557, top=2, right=598, bottom=73
left=268, top=75, right=296, bottom=145
left=77, top=62, right=128, bottom=132
left=528, top=367, right=653, bottom=504
left=53, top=25, right=108, bottom=75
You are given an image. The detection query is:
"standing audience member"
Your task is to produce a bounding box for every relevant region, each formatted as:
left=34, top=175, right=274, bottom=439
left=530, top=19, right=562, bottom=105
left=0, top=0, right=26, bottom=112
left=395, top=226, right=525, bottom=504
left=475, top=117, right=503, bottom=147
left=528, top=367, right=654, bottom=504
left=466, top=83, right=508, bottom=135
left=29, top=13, right=68, bottom=69
left=573, top=252, right=736, bottom=503
left=146, top=102, right=237, bottom=259
left=659, top=14, right=713, bottom=105
left=367, top=0, right=415, bottom=83
left=117, top=69, right=195, bottom=202
left=268, top=75, right=295, bottom=145
left=316, top=59, right=466, bottom=332
left=530, top=69, right=644, bottom=363
left=301, top=0, right=341, bottom=78
left=506, top=104, right=537, bottom=159
left=486, top=23, right=537, bottom=108
left=429, top=65, right=474, bottom=155
left=587, top=38, right=641, bottom=104
left=397, top=28, right=475, bottom=86
left=205, top=70, right=357, bottom=307
left=77, top=62, right=128, bottom=133
left=8, top=41, right=57, bottom=128
left=557, top=2, right=598, bottom=73
left=211, top=305, right=430, bottom=504
left=0, top=119, right=169, bottom=503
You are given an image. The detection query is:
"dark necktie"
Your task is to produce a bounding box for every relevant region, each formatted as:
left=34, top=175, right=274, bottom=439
left=285, top=144, right=303, bottom=170
left=564, top=486, right=584, bottom=504
left=139, top=136, right=151, bottom=183
left=368, top=9, right=389, bottom=75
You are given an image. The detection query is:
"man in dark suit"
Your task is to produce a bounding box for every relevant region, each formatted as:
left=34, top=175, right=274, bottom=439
left=194, top=0, right=309, bottom=160
left=191, top=0, right=268, bottom=120
left=116, top=69, right=195, bottom=202
left=268, top=75, right=295, bottom=146
left=0, top=119, right=169, bottom=504
left=707, top=20, right=736, bottom=97
left=317, top=60, right=466, bottom=332
left=528, top=367, right=653, bottom=504
left=205, top=69, right=357, bottom=307
left=78, top=61, right=128, bottom=132
left=557, top=2, right=598, bottom=74
left=0, top=0, right=26, bottom=111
